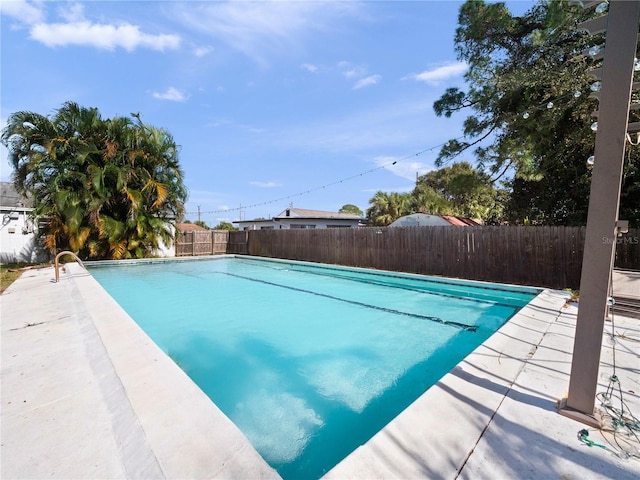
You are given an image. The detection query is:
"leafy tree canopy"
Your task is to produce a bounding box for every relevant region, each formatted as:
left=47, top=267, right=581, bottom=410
left=1, top=102, right=188, bottom=259
left=414, top=162, right=504, bottom=222
left=365, top=162, right=503, bottom=226
left=194, top=220, right=209, bottom=229
left=433, top=0, right=640, bottom=226
left=339, top=204, right=364, bottom=216
left=213, top=221, right=238, bottom=231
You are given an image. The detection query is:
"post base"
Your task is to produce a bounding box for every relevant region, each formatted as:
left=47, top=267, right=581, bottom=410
left=558, top=398, right=605, bottom=429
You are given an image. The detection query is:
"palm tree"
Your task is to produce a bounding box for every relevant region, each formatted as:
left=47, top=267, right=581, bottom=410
left=2, top=105, right=98, bottom=254
left=1, top=102, right=187, bottom=260
left=366, top=191, right=411, bottom=226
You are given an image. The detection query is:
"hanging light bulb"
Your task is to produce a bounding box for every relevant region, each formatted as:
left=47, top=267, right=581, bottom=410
left=547, top=102, right=554, bottom=109
left=590, top=81, right=602, bottom=92
left=595, top=1, right=609, bottom=14
left=591, top=121, right=598, bottom=131
left=574, top=90, right=582, bottom=98
left=589, top=44, right=604, bottom=57
left=587, top=155, right=595, bottom=167
left=522, top=112, right=530, bottom=119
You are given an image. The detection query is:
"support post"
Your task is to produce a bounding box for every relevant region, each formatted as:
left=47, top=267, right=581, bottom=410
left=560, top=0, right=640, bottom=425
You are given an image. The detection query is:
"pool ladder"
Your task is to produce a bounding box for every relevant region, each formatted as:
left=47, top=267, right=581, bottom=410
left=54, top=251, right=86, bottom=282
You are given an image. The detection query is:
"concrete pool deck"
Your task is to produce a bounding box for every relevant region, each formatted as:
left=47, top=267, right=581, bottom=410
left=1, top=260, right=639, bottom=479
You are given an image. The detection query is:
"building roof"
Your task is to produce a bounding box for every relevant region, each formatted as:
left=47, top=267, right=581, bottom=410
left=440, top=215, right=482, bottom=226
left=0, top=182, right=33, bottom=208
left=389, top=213, right=481, bottom=227
left=176, top=222, right=209, bottom=232
left=274, top=207, right=362, bottom=220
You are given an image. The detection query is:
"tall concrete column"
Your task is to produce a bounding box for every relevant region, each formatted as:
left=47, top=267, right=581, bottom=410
left=560, top=0, right=640, bottom=425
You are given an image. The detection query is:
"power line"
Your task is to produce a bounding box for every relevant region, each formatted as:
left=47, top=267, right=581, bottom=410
left=184, top=143, right=447, bottom=217
left=186, top=80, right=601, bottom=218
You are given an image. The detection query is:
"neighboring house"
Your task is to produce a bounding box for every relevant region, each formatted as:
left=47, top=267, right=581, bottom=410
left=236, top=207, right=364, bottom=230
left=0, top=182, right=48, bottom=263
left=388, top=213, right=482, bottom=227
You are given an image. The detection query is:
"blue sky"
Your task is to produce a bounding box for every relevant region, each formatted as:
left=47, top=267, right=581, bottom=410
left=1, top=0, right=533, bottom=225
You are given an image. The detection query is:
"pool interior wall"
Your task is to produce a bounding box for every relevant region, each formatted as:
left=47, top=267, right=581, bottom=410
left=86, top=255, right=542, bottom=479
left=6, top=261, right=640, bottom=480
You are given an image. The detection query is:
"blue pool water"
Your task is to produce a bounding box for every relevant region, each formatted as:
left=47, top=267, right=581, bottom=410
left=89, top=257, right=538, bottom=479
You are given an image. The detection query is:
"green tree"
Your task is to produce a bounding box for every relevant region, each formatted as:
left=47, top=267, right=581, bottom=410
left=366, top=191, right=412, bottom=226
left=410, top=183, right=453, bottom=216
left=194, top=220, right=209, bottom=229
left=1, top=102, right=188, bottom=259
left=414, top=162, right=503, bottom=221
left=433, top=0, right=640, bottom=226
left=339, top=204, right=364, bottom=216
left=213, top=221, right=238, bottom=231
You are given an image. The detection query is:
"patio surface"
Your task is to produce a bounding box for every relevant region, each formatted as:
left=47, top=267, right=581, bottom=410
left=1, top=259, right=639, bottom=479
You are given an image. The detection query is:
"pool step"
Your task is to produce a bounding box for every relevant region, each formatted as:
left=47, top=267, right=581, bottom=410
left=612, top=269, right=640, bottom=319
left=613, top=296, right=640, bottom=319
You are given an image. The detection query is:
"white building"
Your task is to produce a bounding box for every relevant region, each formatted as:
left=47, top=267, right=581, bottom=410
left=236, top=207, right=364, bottom=230
left=0, top=182, right=48, bottom=263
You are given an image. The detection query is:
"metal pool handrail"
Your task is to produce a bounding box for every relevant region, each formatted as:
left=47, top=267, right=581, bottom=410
left=54, top=251, right=86, bottom=282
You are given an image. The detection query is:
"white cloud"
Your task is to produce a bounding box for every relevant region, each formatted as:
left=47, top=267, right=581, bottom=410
left=0, top=0, right=45, bottom=25
left=269, top=100, right=433, bottom=155
left=30, top=21, right=180, bottom=51
left=194, top=45, right=214, bottom=57
left=353, top=74, right=381, bottom=90
left=2, top=1, right=180, bottom=51
left=301, top=63, right=319, bottom=73
left=152, top=87, right=189, bottom=102
left=339, top=62, right=365, bottom=79
left=344, top=69, right=363, bottom=79
left=171, top=1, right=362, bottom=66
left=58, top=2, right=85, bottom=23
left=250, top=181, right=282, bottom=188
left=374, top=156, right=431, bottom=182
left=409, top=61, right=467, bottom=85
left=338, top=62, right=380, bottom=89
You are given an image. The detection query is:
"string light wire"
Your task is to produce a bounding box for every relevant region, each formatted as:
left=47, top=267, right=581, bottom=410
left=185, top=88, right=589, bottom=219
left=578, top=273, right=640, bottom=460
left=188, top=44, right=638, bottom=219
left=184, top=142, right=452, bottom=217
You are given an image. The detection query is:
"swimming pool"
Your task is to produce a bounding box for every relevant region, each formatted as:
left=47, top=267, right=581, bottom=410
left=88, top=256, right=539, bottom=479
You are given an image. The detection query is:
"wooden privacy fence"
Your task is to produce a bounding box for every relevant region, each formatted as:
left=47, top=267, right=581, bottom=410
left=228, top=231, right=249, bottom=254
left=175, top=230, right=229, bottom=256
left=174, top=226, right=639, bottom=289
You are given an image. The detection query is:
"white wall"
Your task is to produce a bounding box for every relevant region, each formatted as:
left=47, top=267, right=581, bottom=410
left=237, top=219, right=360, bottom=230
left=155, top=223, right=177, bottom=257
left=0, top=208, right=48, bottom=263
left=0, top=209, right=179, bottom=261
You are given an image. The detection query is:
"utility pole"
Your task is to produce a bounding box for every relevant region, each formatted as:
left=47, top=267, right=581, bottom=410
left=197, top=205, right=201, bottom=223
